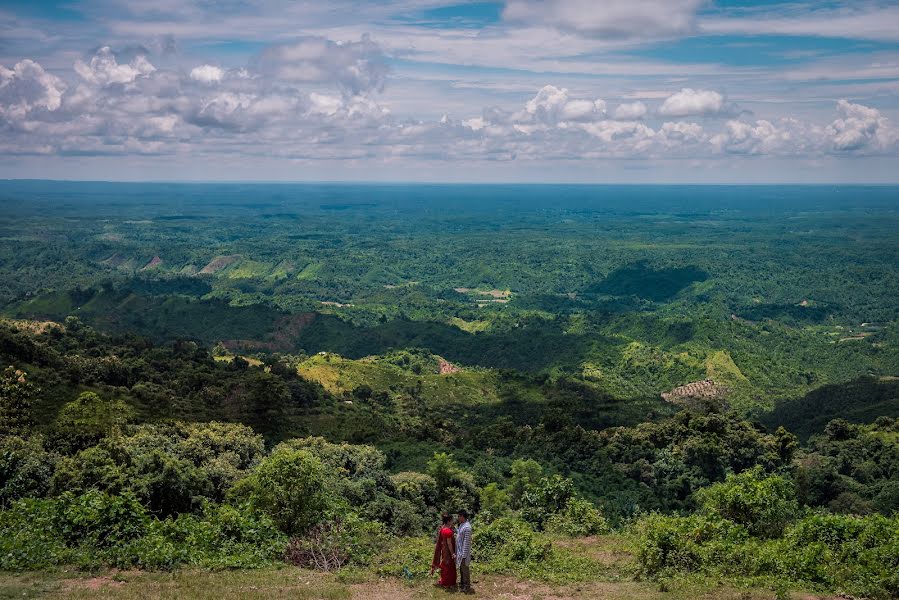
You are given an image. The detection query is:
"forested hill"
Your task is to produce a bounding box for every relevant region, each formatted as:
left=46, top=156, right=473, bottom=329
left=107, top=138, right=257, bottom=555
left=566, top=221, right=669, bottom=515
left=2, top=318, right=899, bottom=597
left=1, top=183, right=898, bottom=598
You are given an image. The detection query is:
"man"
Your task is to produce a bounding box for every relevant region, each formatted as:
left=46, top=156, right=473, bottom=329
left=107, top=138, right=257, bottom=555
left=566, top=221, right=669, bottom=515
left=455, top=509, right=473, bottom=593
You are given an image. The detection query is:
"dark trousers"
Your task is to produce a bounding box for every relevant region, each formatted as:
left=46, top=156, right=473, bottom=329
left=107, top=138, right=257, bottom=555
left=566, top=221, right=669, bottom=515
left=459, top=559, right=471, bottom=590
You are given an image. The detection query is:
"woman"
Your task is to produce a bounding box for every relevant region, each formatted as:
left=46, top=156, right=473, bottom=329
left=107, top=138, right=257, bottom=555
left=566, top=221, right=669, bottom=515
left=430, top=513, right=457, bottom=588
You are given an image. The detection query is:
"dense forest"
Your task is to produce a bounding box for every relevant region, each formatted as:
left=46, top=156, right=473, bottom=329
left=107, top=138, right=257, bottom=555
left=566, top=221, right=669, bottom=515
left=1, top=182, right=898, bottom=598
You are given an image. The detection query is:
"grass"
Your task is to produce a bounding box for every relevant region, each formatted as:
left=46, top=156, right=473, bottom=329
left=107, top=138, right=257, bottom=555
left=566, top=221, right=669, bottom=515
left=0, top=567, right=837, bottom=600
left=0, top=535, right=838, bottom=599
left=296, top=354, right=505, bottom=406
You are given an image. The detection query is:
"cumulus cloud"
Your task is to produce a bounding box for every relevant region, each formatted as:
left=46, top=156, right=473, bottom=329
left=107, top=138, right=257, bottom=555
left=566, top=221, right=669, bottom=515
left=0, top=59, right=66, bottom=122
left=659, top=88, right=728, bottom=117
left=503, top=0, right=703, bottom=39
left=613, top=101, right=647, bottom=120
left=257, top=35, right=388, bottom=96
left=522, top=85, right=606, bottom=124
left=1, top=48, right=897, bottom=168
left=74, top=47, right=155, bottom=86
left=827, top=99, right=895, bottom=152
left=190, top=65, right=224, bottom=83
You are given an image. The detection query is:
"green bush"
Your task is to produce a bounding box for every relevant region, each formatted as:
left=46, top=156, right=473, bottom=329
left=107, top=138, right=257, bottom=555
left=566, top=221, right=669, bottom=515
left=55, top=489, right=149, bottom=548
left=475, top=516, right=551, bottom=566
left=634, top=506, right=899, bottom=599
left=52, top=422, right=265, bottom=515
left=519, top=474, right=575, bottom=528
left=0, top=497, right=70, bottom=570
left=0, top=492, right=286, bottom=572
left=695, top=466, right=798, bottom=537
left=50, top=392, right=134, bottom=453
left=0, top=435, right=56, bottom=506
left=232, top=447, right=333, bottom=535
left=284, top=513, right=388, bottom=570
left=544, top=497, right=609, bottom=537
left=119, top=503, right=286, bottom=570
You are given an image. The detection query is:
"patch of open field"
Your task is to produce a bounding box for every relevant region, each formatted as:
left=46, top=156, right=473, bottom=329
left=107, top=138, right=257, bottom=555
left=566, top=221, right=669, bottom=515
left=0, top=568, right=840, bottom=600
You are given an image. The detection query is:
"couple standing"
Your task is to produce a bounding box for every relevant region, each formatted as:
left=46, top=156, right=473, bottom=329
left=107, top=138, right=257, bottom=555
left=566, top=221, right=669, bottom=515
left=430, top=509, right=473, bottom=593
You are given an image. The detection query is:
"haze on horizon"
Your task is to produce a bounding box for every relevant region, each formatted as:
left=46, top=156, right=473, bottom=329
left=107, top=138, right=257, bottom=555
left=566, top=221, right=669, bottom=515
left=1, top=0, right=899, bottom=183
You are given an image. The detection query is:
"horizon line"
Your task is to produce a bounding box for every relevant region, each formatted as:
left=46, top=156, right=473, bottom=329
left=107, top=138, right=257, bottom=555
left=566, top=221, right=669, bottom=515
left=3, top=178, right=899, bottom=187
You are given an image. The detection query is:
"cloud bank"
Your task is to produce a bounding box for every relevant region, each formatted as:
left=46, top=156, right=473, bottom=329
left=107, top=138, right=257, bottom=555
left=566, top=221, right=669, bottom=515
left=0, top=40, right=897, bottom=167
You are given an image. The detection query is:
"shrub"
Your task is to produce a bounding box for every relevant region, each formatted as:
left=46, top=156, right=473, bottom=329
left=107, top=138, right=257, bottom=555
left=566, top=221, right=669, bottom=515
left=0, top=435, right=55, bottom=506
left=0, top=497, right=69, bottom=570
left=232, top=447, right=333, bottom=535
left=544, top=497, right=609, bottom=537
left=519, top=474, right=575, bottom=528
left=0, top=367, right=36, bottom=435
left=508, top=458, right=543, bottom=509
left=475, top=516, right=551, bottom=567
left=427, top=452, right=479, bottom=512
left=55, top=489, right=149, bottom=548
left=284, top=514, right=387, bottom=570
left=50, top=392, right=134, bottom=453
left=694, top=466, right=797, bottom=537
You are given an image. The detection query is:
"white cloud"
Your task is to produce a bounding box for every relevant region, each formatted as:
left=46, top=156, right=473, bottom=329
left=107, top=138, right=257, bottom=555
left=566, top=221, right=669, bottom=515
left=0, top=59, right=66, bottom=122
left=190, top=65, right=224, bottom=83
left=659, top=88, right=726, bottom=117
left=522, top=85, right=606, bottom=124
left=504, top=0, right=703, bottom=39
left=827, top=99, right=895, bottom=152
left=74, top=47, right=155, bottom=86
left=257, top=35, right=388, bottom=96
left=613, top=101, right=647, bottom=120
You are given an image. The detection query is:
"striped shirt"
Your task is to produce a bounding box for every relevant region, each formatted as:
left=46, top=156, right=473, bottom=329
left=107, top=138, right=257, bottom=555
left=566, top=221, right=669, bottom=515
left=456, top=521, right=472, bottom=566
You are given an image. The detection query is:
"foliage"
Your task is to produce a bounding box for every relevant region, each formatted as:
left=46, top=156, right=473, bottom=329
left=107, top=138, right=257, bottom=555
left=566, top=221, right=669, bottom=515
left=52, top=421, right=264, bottom=515
left=232, top=447, right=333, bottom=535
left=427, top=452, right=479, bottom=512
left=0, top=434, right=55, bottom=506
left=544, top=497, right=610, bottom=537
left=0, top=366, right=36, bottom=436
left=635, top=478, right=899, bottom=599
left=51, top=391, right=134, bottom=453
left=695, top=467, right=798, bottom=538
left=284, top=514, right=388, bottom=570
left=0, top=492, right=286, bottom=571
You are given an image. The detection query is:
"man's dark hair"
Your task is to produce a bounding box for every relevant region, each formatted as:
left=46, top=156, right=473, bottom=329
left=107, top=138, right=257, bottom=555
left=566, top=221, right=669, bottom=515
left=457, top=509, right=469, bottom=518
left=442, top=512, right=453, bottom=524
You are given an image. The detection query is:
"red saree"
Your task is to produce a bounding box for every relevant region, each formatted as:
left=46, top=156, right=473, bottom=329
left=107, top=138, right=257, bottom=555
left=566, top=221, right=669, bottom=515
left=431, top=526, right=457, bottom=587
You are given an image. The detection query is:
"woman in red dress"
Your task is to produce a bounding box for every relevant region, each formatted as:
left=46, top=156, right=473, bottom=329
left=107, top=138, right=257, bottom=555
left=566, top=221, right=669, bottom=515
left=430, top=513, right=457, bottom=588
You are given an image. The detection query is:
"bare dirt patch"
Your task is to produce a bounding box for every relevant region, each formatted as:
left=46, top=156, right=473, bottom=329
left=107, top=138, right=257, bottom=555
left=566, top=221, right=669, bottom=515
left=661, top=379, right=728, bottom=405
left=438, top=358, right=461, bottom=374
left=199, top=255, right=241, bottom=275
left=141, top=256, right=162, bottom=270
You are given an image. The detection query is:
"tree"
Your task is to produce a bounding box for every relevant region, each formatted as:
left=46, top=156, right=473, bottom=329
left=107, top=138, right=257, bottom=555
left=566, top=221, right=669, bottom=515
left=234, top=448, right=332, bottom=535
left=695, top=466, right=797, bottom=537
left=508, top=459, right=543, bottom=509
left=51, top=392, right=134, bottom=453
left=0, top=367, right=36, bottom=435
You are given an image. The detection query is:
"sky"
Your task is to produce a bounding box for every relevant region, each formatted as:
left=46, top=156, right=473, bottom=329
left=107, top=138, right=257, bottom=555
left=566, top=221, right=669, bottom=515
left=1, top=0, right=899, bottom=183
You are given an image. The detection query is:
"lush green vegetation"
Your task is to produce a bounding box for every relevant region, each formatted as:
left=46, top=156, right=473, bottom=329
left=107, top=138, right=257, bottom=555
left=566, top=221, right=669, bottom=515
left=0, top=182, right=897, bottom=597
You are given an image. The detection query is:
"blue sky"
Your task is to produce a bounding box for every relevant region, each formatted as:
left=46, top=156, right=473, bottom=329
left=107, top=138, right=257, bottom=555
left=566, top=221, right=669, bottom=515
left=1, top=0, right=898, bottom=182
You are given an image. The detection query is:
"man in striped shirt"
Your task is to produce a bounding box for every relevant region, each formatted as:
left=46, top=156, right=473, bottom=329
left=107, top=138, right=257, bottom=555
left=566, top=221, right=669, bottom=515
left=455, top=509, right=473, bottom=593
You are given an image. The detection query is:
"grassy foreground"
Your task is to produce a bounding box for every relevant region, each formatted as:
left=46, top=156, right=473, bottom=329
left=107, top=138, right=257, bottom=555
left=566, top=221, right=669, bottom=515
left=0, top=536, right=838, bottom=600
left=0, top=569, right=841, bottom=600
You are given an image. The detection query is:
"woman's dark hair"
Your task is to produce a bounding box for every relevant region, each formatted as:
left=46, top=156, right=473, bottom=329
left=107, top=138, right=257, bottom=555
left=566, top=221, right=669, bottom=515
left=441, top=512, right=453, bottom=524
